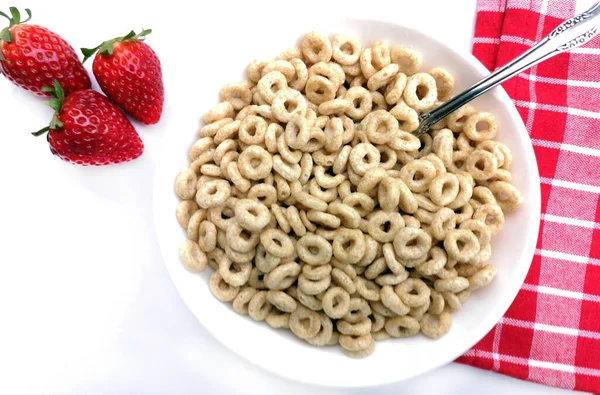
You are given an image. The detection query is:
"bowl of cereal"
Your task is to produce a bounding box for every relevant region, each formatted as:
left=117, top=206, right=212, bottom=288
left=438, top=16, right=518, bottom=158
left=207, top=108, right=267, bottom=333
left=153, top=18, right=541, bottom=387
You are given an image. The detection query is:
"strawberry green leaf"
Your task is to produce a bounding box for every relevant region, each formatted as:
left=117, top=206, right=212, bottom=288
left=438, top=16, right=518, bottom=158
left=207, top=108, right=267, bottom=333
left=32, top=126, right=49, bottom=137
left=0, top=28, right=11, bottom=42
left=81, top=28, right=153, bottom=62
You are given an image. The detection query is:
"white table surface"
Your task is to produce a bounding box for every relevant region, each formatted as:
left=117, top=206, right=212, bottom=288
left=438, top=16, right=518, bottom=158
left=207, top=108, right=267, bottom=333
left=0, top=0, right=587, bottom=393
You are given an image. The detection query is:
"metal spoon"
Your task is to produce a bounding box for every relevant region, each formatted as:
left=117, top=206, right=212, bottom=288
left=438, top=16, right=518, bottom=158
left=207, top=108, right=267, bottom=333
left=414, top=1, right=600, bottom=137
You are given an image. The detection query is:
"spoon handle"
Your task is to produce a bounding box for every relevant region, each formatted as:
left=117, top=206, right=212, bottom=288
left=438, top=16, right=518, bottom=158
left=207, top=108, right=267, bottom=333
left=414, top=1, right=600, bottom=137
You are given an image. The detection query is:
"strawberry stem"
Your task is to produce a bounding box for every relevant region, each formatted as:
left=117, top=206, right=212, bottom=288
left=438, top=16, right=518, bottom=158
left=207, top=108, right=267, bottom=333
left=33, top=80, right=65, bottom=136
left=0, top=7, right=32, bottom=43
left=81, top=28, right=152, bottom=63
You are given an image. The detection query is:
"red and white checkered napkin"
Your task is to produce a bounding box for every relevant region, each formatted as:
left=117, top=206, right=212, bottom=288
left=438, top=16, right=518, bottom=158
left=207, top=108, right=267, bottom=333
left=455, top=0, right=600, bottom=392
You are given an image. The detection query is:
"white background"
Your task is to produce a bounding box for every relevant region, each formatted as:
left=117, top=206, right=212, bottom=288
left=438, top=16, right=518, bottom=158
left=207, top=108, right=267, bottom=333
left=0, top=0, right=587, bottom=393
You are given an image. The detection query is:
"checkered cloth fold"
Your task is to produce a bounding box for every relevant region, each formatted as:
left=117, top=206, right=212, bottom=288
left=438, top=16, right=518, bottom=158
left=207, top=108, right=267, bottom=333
left=455, top=0, right=600, bottom=392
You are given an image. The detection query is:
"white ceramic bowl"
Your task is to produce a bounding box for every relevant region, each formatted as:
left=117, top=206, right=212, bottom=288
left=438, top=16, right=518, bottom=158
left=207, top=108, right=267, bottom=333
left=153, top=19, right=541, bottom=388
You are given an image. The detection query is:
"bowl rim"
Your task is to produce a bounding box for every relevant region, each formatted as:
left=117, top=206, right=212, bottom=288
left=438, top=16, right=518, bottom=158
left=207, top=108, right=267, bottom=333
left=152, top=17, right=541, bottom=388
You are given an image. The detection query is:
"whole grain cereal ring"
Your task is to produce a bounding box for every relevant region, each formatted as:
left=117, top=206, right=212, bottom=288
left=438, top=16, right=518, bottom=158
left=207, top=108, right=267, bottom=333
left=395, top=278, right=431, bottom=307
left=296, top=233, right=333, bottom=265
left=238, top=115, right=267, bottom=146
left=370, top=312, right=386, bottom=333
left=176, top=200, right=199, bottom=229
left=390, top=47, right=422, bottom=75
left=349, top=143, right=381, bottom=176
left=248, top=290, right=273, bottom=321
left=225, top=242, right=255, bottom=263
left=198, top=220, right=217, bottom=253
left=459, top=219, right=491, bottom=248
left=187, top=208, right=208, bottom=240
left=429, top=173, right=460, bottom=206
left=350, top=74, right=367, bottom=88
left=367, top=63, right=399, bottom=91
left=272, top=155, right=301, bottom=182
left=299, top=209, right=318, bottom=232
left=260, top=228, right=294, bottom=258
left=344, top=86, right=373, bottom=120
left=219, top=256, right=252, bottom=287
left=234, top=199, right=270, bottom=232
left=367, top=211, right=404, bottom=243
left=384, top=72, right=408, bottom=105
left=444, top=229, right=480, bottom=262
left=399, top=159, right=437, bottom=193
left=432, top=128, right=454, bottom=167
left=343, top=297, right=372, bottom=324
left=380, top=243, right=403, bottom=276
left=209, top=271, right=240, bottom=302
left=232, top=286, right=258, bottom=315
left=255, top=245, right=281, bottom=273
left=302, top=263, right=332, bottom=281
left=306, top=313, right=334, bottom=346
left=430, top=207, right=456, bottom=240
left=473, top=203, right=505, bottom=235
left=257, top=71, right=288, bottom=104
left=285, top=115, right=312, bottom=149
left=370, top=91, right=388, bottom=111
left=455, top=132, right=478, bottom=152
left=264, top=261, right=301, bottom=290
left=247, top=184, right=277, bottom=206
left=357, top=167, right=387, bottom=198
left=381, top=284, right=411, bottom=315
left=266, top=290, right=298, bottom=313
left=464, top=112, right=497, bottom=141
left=195, top=180, right=231, bottom=209
left=376, top=271, right=409, bottom=286
left=206, top=247, right=224, bottom=271
left=327, top=201, right=361, bottom=229
left=313, top=165, right=345, bottom=189
left=434, top=277, right=470, bottom=293
left=305, top=75, right=336, bottom=104
left=264, top=123, right=283, bottom=153
left=190, top=148, right=217, bottom=174
left=300, top=32, right=333, bottom=63
left=364, top=110, right=399, bottom=145
left=189, top=137, right=214, bottom=162
left=442, top=291, right=462, bottom=311
left=271, top=89, right=308, bottom=123
left=402, top=214, right=420, bottom=228
left=237, top=146, right=272, bottom=181
left=331, top=267, right=357, bottom=294
left=416, top=246, right=447, bottom=276
left=339, top=333, right=374, bottom=354
left=323, top=117, right=344, bottom=153
left=420, top=312, right=451, bottom=339
left=385, top=315, right=420, bottom=338
left=447, top=173, right=474, bottom=210
left=376, top=177, right=400, bottom=212
left=290, top=305, right=322, bottom=339
left=220, top=82, right=252, bottom=110
left=354, top=277, right=381, bottom=301
left=465, top=150, right=498, bottom=181
left=218, top=151, right=238, bottom=179
left=226, top=220, right=259, bottom=253
left=307, top=210, right=341, bottom=229
left=477, top=140, right=506, bottom=168
left=247, top=59, right=270, bottom=83
left=342, top=62, right=362, bottom=77
left=365, top=257, right=387, bottom=280
left=333, top=228, right=366, bottom=264
left=428, top=67, right=454, bottom=101
left=252, top=90, right=268, bottom=106
left=393, top=227, right=432, bottom=261
left=308, top=180, right=337, bottom=203
left=356, top=235, right=379, bottom=267
left=337, top=179, right=352, bottom=199
left=175, top=169, right=198, bottom=200
left=298, top=273, right=331, bottom=296
left=447, top=104, right=476, bottom=132
left=178, top=240, right=208, bottom=272
left=377, top=144, right=398, bottom=170
left=471, top=186, right=497, bottom=208
left=359, top=48, right=378, bottom=79
left=204, top=101, right=234, bottom=124
left=428, top=289, right=445, bottom=315
left=199, top=117, right=233, bottom=138
left=370, top=41, right=390, bottom=68
left=318, top=98, right=352, bottom=116
left=371, top=300, right=395, bottom=317
left=213, top=139, right=238, bottom=165
left=286, top=58, right=308, bottom=91
left=403, top=72, right=438, bottom=112
left=342, top=193, right=375, bottom=217
left=295, top=286, right=323, bottom=311
left=200, top=163, right=222, bottom=178
left=330, top=34, right=362, bottom=65
left=338, top=318, right=372, bottom=337
left=389, top=100, right=419, bottom=132
left=277, top=133, right=302, bottom=164
left=468, top=265, right=497, bottom=291
left=488, top=181, right=523, bottom=213
left=265, top=309, right=291, bottom=329
left=225, top=162, right=251, bottom=193
left=262, top=60, right=295, bottom=83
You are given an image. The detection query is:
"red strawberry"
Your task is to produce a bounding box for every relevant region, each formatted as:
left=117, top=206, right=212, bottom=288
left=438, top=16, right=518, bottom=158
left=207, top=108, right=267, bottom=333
left=82, top=29, right=164, bottom=125
left=34, top=81, right=144, bottom=166
left=0, top=7, right=91, bottom=97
